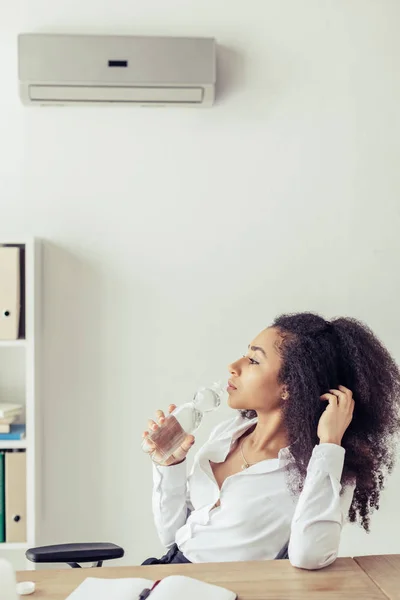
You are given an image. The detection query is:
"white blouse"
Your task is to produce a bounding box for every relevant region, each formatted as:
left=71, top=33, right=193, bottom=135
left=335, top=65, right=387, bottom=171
left=152, top=414, right=355, bottom=569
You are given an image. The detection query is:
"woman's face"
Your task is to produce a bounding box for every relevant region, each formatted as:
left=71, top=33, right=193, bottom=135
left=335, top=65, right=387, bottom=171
left=227, top=327, right=286, bottom=414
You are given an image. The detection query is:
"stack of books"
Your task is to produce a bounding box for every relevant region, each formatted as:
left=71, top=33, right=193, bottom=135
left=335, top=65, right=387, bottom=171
left=0, top=404, right=25, bottom=440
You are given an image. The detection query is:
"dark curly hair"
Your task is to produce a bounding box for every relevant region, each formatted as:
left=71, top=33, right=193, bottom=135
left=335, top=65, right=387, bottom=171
left=240, top=312, right=400, bottom=532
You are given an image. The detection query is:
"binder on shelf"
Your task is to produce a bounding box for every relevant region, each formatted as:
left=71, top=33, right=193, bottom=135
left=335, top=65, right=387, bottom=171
left=0, top=451, right=5, bottom=542
left=5, top=451, right=26, bottom=543
left=0, top=246, right=21, bottom=340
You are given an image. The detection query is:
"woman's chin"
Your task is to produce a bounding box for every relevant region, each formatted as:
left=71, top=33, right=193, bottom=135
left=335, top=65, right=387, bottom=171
left=227, top=395, right=244, bottom=410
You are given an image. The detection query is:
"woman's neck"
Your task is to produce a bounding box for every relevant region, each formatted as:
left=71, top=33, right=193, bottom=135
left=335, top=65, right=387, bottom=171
left=245, top=410, right=289, bottom=455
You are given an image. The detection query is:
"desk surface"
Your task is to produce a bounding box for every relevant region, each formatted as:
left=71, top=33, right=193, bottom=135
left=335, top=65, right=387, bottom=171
left=17, top=558, right=387, bottom=600
left=355, top=554, right=400, bottom=600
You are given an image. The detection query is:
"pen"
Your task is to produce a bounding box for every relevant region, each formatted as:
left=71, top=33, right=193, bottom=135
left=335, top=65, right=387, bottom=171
left=139, top=579, right=161, bottom=599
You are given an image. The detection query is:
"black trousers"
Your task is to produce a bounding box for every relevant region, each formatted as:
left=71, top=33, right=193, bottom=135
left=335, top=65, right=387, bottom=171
left=141, top=543, right=192, bottom=565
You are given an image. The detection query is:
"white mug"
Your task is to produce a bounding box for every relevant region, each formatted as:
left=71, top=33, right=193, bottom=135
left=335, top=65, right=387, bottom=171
left=0, top=558, right=18, bottom=600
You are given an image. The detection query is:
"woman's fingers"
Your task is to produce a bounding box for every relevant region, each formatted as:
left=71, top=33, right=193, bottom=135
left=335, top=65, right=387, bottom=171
left=329, top=388, right=348, bottom=405
left=147, top=419, right=158, bottom=431
left=338, top=385, right=353, bottom=398
left=155, top=410, right=165, bottom=425
left=144, top=406, right=193, bottom=466
left=144, top=432, right=195, bottom=465
left=182, top=434, right=195, bottom=450
left=330, top=386, right=353, bottom=403
left=170, top=435, right=195, bottom=462
left=321, top=388, right=355, bottom=414
left=337, top=386, right=355, bottom=412
left=142, top=431, right=156, bottom=453
left=146, top=408, right=171, bottom=438
left=320, top=393, right=339, bottom=407
left=147, top=407, right=175, bottom=432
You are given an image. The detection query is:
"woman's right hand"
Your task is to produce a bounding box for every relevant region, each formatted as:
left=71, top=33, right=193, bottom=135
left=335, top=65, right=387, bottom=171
left=142, top=404, right=195, bottom=466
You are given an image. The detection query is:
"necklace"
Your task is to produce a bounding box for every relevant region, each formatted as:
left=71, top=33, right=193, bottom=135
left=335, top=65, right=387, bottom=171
left=239, top=437, right=257, bottom=470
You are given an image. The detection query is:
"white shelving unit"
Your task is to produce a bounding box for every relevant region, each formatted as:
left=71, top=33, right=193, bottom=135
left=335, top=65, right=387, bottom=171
left=0, top=237, right=41, bottom=570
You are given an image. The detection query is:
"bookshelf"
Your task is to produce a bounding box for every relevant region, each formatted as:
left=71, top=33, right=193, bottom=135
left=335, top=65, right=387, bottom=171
left=0, top=237, right=41, bottom=570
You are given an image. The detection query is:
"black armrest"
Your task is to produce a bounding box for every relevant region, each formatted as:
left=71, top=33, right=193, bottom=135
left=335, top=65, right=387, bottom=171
left=26, top=542, right=124, bottom=568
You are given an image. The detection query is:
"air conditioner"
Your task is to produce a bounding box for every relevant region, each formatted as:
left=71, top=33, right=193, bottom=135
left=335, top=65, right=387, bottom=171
left=18, top=34, right=216, bottom=107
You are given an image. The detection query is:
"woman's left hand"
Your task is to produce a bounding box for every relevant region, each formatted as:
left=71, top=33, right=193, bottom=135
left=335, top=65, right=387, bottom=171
left=317, top=385, right=355, bottom=446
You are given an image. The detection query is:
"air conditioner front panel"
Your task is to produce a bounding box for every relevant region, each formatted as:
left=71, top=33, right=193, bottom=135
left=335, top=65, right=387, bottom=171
left=19, top=34, right=216, bottom=85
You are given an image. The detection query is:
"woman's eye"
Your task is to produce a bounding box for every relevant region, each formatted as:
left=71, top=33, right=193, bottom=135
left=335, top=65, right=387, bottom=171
left=242, top=355, right=259, bottom=365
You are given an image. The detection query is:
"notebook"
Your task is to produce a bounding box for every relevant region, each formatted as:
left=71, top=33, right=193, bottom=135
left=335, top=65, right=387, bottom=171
left=65, top=575, right=237, bottom=600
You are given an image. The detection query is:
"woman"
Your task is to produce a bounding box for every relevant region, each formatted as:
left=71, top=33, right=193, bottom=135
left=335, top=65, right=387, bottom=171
left=142, top=313, right=400, bottom=569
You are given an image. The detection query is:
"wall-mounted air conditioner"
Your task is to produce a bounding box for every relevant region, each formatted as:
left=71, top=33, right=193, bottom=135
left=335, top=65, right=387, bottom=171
left=18, top=34, right=216, bottom=107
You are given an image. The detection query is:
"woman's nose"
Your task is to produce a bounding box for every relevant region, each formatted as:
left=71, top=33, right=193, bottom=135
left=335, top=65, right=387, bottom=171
left=228, top=361, right=239, bottom=375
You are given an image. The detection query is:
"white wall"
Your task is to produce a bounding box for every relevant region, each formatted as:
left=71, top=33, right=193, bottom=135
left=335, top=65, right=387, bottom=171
left=1, top=0, right=400, bottom=564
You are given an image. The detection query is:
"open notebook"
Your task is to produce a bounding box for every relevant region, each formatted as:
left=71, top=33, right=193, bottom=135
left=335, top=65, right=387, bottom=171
left=66, top=575, right=237, bottom=600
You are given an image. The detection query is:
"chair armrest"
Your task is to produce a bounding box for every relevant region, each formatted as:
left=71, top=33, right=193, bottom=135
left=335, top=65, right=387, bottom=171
left=26, top=542, right=124, bottom=567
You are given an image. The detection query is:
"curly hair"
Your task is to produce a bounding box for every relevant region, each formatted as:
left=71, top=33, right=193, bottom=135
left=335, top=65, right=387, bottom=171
left=240, top=312, right=400, bottom=532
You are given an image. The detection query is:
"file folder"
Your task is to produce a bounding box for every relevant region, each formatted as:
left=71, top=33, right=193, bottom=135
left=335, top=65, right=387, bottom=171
left=0, top=451, right=5, bottom=542
left=5, top=451, right=26, bottom=543
left=0, top=247, right=21, bottom=340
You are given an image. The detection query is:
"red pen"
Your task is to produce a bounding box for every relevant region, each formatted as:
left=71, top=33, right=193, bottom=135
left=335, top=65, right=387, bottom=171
left=139, top=579, right=161, bottom=599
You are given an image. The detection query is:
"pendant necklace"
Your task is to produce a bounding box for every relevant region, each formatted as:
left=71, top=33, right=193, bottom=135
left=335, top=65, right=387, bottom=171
left=239, top=437, right=257, bottom=470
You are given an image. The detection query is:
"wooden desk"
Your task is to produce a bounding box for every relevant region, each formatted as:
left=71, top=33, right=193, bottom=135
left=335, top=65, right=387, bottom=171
left=17, top=558, right=387, bottom=600
left=355, top=554, right=400, bottom=600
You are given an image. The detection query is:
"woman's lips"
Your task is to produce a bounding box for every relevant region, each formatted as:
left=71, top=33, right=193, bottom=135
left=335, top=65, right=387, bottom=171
left=227, top=381, right=237, bottom=391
